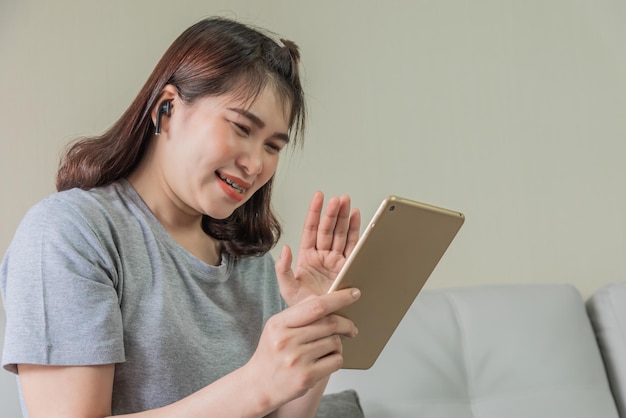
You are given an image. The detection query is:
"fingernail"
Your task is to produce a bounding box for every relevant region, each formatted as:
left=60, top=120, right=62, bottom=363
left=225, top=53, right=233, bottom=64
left=351, top=288, right=361, bottom=299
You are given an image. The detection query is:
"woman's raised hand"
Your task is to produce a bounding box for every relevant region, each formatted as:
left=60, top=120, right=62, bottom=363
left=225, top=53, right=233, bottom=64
left=275, top=191, right=361, bottom=307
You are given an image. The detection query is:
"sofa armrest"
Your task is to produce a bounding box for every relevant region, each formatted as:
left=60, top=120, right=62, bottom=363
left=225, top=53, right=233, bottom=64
left=588, top=282, right=626, bottom=417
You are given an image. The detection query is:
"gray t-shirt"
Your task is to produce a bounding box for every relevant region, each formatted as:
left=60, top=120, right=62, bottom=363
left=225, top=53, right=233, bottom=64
left=0, top=180, right=286, bottom=415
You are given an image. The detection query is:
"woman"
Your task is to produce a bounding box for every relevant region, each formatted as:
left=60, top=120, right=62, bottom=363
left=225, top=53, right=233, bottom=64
left=0, top=17, right=361, bottom=417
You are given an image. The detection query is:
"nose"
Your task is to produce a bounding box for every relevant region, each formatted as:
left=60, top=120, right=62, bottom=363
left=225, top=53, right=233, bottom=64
left=237, top=144, right=263, bottom=177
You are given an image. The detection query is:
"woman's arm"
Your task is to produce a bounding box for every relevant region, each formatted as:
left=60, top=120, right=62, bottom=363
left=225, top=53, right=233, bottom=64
left=17, top=287, right=360, bottom=418
left=18, top=363, right=272, bottom=418
left=268, top=376, right=330, bottom=418
left=19, top=364, right=115, bottom=418
left=18, top=364, right=268, bottom=418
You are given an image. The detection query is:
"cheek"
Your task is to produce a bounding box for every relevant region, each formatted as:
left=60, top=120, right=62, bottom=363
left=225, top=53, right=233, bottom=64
left=264, top=154, right=280, bottom=175
left=260, top=155, right=280, bottom=181
left=186, top=124, right=235, bottom=166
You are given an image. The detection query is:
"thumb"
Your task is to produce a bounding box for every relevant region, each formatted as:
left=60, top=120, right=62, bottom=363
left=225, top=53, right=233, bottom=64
left=275, top=244, right=294, bottom=278
left=275, top=245, right=296, bottom=298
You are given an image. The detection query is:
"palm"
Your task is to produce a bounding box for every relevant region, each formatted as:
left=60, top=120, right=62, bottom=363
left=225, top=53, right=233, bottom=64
left=276, top=192, right=361, bottom=307
left=294, top=248, right=346, bottom=294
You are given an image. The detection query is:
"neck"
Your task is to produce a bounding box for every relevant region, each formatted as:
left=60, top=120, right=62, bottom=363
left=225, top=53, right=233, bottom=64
left=127, top=141, right=222, bottom=266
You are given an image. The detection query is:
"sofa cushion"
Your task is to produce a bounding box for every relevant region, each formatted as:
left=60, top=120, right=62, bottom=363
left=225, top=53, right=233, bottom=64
left=587, top=282, right=626, bottom=417
left=326, top=284, right=618, bottom=418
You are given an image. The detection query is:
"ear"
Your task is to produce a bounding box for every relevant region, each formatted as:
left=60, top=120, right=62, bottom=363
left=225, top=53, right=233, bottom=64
left=151, top=84, right=179, bottom=135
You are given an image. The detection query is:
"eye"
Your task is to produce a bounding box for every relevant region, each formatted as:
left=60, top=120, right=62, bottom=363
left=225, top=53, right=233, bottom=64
left=231, top=122, right=250, bottom=136
left=265, top=142, right=284, bottom=154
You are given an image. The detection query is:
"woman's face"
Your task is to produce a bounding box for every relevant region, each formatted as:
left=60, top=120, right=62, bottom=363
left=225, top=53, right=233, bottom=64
left=158, top=86, right=290, bottom=220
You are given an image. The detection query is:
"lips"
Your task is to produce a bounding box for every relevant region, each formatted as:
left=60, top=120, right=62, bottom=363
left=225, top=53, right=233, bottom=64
left=216, top=171, right=251, bottom=201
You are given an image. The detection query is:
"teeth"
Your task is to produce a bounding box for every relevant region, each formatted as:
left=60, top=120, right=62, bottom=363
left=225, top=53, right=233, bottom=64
left=219, top=173, right=244, bottom=193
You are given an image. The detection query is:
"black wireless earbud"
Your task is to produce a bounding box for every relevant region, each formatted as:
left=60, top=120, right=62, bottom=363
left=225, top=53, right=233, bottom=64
left=154, top=101, right=172, bottom=135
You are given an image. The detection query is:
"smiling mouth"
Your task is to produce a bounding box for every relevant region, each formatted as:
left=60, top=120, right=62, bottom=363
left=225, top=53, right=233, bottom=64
left=217, top=172, right=246, bottom=194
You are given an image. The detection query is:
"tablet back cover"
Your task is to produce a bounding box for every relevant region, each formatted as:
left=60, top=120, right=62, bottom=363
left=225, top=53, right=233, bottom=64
left=329, top=196, right=464, bottom=369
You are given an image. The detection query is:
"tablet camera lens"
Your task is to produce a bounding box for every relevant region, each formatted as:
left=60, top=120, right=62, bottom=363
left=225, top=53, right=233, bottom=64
left=389, top=205, right=395, bottom=211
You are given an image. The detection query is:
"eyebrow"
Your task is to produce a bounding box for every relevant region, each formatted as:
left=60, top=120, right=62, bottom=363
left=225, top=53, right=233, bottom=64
left=228, top=107, right=290, bottom=143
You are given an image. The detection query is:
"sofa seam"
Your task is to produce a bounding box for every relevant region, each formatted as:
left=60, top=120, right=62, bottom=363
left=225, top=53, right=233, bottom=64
left=445, top=292, right=481, bottom=418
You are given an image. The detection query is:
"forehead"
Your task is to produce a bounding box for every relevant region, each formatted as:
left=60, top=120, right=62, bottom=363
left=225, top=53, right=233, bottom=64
left=226, top=77, right=292, bottom=118
left=226, top=85, right=291, bottom=125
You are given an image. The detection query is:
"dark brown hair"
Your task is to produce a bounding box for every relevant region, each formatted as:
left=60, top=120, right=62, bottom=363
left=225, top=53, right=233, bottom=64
left=56, top=17, right=306, bottom=257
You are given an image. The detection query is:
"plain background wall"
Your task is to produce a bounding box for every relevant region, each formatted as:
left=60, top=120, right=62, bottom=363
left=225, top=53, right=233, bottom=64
left=2, top=0, right=626, bottom=415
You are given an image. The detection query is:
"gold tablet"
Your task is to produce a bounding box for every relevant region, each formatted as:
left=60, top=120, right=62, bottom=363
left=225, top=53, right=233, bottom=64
left=328, top=196, right=465, bottom=369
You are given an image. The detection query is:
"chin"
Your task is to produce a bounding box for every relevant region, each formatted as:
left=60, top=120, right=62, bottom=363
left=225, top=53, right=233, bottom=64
left=203, top=202, right=244, bottom=220
left=204, top=210, right=235, bottom=220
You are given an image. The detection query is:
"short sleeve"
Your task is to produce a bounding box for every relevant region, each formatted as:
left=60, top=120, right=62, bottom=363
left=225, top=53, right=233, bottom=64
left=1, top=196, right=125, bottom=374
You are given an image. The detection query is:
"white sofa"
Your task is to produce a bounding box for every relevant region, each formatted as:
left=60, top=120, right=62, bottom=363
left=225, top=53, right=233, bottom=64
left=324, top=283, right=626, bottom=418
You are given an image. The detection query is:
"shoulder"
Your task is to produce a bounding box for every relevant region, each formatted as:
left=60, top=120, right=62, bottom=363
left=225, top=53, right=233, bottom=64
left=37, top=183, right=129, bottom=218
left=16, top=189, right=98, bottom=239
left=6, top=183, right=139, bottom=266
left=2, top=183, right=143, bottom=291
left=19, top=182, right=134, bottom=235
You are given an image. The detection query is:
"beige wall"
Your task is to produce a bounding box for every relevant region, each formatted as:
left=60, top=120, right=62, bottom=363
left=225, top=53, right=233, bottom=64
left=2, top=0, right=626, bottom=300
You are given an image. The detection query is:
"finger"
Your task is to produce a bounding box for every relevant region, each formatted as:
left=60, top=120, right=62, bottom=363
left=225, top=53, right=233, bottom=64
left=329, top=195, right=353, bottom=253
left=299, top=191, right=324, bottom=251
left=278, top=314, right=357, bottom=362
left=264, top=312, right=352, bottom=357
left=298, top=314, right=359, bottom=344
left=304, top=334, right=343, bottom=364
left=312, top=349, right=344, bottom=372
left=282, top=288, right=361, bottom=329
left=343, top=208, right=361, bottom=258
left=294, top=315, right=356, bottom=367
left=315, top=196, right=340, bottom=251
